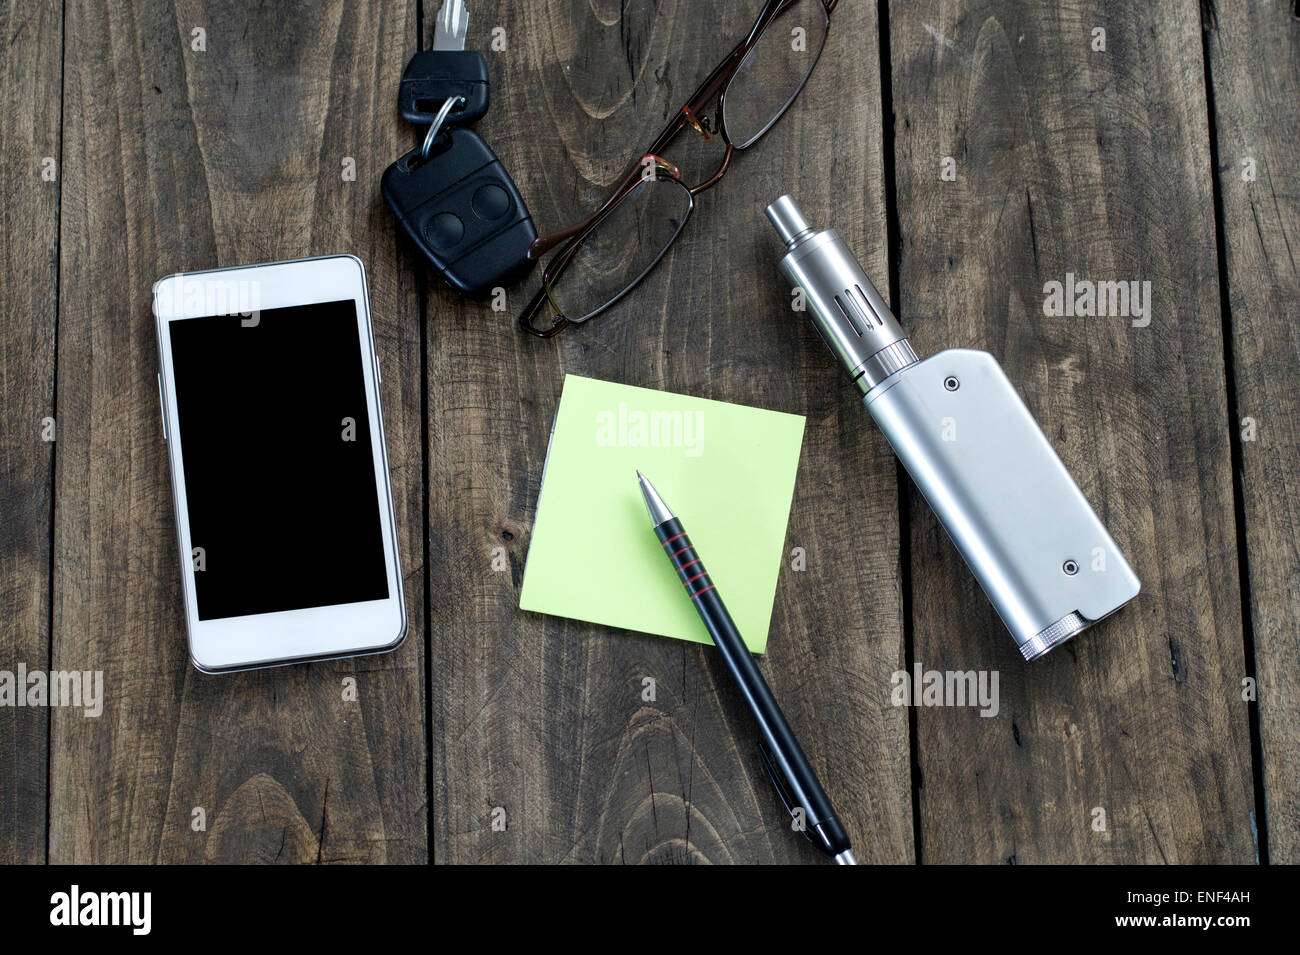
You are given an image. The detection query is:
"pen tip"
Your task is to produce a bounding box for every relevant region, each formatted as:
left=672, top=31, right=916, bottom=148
left=636, top=471, right=674, bottom=525
left=636, top=469, right=646, bottom=482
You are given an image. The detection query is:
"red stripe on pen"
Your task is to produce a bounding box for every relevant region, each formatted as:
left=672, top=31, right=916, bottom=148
left=678, top=559, right=701, bottom=573
left=669, top=545, right=692, bottom=558
left=690, top=584, right=716, bottom=598
left=661, top=532, right=686, bottom=547
left=683, top=571, right=708, bottom=586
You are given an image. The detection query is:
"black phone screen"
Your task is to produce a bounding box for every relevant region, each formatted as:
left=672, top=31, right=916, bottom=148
left=168, top=299, right=390, bottom=620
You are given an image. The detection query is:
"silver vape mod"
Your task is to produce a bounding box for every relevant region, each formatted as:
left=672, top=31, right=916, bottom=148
left=766, top=196, right=1140, bottom=660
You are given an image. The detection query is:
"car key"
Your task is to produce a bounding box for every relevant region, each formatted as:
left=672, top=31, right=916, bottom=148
left=399, top=0, right=488, bottom=130
left=383, top=128, right=536, bottom=296
left=383, top=0, right=536, bottom=296
left=398, top=49, right=488, bottom=127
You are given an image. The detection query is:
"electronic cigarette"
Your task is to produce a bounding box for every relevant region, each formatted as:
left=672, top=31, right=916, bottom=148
left=766, top=195, right=1140, bottom=660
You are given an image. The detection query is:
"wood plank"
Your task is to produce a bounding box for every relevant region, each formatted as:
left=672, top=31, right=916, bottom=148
left=1205, top=0, right=1300, bottom=864
left=426, top=1, right=913, bottom=862
left=48, top=0, right=427, bottom=862
left=888, top=0, right=1256, bottom=861
left=0, top=0, right=62, bottom=865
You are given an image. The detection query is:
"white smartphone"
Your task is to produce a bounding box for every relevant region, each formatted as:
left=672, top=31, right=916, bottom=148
left=153, top=255, right=406, bottom=673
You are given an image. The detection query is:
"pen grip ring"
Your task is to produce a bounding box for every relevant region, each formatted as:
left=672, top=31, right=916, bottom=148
left=654, top=518, right=715, bottom=601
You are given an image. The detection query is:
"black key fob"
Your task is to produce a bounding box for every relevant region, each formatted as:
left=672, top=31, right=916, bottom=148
left=382, top=127, right=536, bottom=297
left=398, top=50, right=489, bottom=127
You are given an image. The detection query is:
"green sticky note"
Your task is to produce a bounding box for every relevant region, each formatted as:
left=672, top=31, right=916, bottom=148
left=519, top=375, right=805, bottom=654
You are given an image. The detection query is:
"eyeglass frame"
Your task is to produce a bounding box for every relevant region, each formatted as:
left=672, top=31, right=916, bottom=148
left=517, top=0, right=839, bottom=338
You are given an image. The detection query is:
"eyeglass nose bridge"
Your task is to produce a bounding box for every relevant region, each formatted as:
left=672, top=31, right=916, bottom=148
left=690, top=142, right=735, bottom=196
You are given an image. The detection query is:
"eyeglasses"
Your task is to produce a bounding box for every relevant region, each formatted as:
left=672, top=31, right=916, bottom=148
left=518, top=0, right=838, bottom=338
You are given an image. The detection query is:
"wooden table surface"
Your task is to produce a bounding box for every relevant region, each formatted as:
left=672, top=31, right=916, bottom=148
left=1, top=0, right=1296, bottom=865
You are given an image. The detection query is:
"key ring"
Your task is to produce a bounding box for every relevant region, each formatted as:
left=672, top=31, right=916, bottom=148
left=421, top=96, right=465, bottom=160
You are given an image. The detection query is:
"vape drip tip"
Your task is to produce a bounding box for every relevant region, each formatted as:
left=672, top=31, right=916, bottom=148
left=767, top=195, right=918, bottom=393
left=767, top=195, right=815, bottom=245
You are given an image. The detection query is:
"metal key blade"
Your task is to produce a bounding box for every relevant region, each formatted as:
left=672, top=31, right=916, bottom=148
left=433, top=0, right=468, bottom=51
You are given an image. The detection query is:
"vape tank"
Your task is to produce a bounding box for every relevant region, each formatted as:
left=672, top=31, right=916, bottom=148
left=766, top=195, right=1140, bottom=660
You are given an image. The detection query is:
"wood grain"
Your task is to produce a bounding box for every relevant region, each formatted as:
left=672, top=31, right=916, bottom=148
left=47, top=0, right=427, bottom=862
left=0, top=0, right=62, bottom=865
left=425, top=0, right=914, bottom=862
left=1205, top=0, right=1300, bottom=863
left=888, top=0, right=1256, bottom=862
left=0, top=0, right=1293, bottom=866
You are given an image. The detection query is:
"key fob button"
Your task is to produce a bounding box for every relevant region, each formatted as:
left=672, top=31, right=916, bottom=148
left=472, top=183, right=511, bottom=220
left=426, top=212, right=465, bottom=249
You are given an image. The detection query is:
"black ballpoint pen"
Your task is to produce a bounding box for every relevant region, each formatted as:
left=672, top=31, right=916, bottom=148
left=636, top=470, right=857, bottom=864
